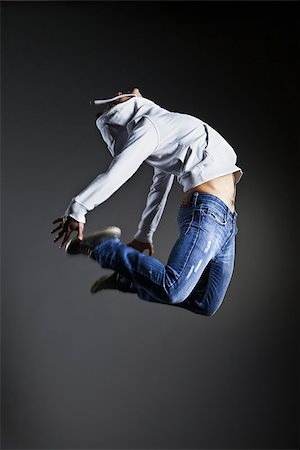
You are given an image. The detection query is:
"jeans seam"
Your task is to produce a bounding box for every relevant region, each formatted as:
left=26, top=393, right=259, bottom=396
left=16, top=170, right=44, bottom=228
left=184, top=208, right=195, bottom=236
left=168, top=218, right=201, bottom=289
left=130, top=268, right=162, bottom=287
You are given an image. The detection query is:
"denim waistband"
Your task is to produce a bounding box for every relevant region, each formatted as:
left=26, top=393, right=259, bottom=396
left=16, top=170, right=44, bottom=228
left=186, top=192, right=238, bottom=221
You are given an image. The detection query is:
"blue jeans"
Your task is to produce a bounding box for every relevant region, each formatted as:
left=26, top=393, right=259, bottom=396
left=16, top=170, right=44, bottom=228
left=91, top=192, right=238, bottom=316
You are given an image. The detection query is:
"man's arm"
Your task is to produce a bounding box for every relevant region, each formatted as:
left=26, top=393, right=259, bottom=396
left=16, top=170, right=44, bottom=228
left=52, top=116, right=159, bottom=247
left=68, top=116, right=159, bottom=221
left=131, top=167, right=174, bottom=245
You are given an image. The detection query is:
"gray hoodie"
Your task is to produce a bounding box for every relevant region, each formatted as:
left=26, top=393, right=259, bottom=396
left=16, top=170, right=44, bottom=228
left=65, top=95, right=243, bottom=243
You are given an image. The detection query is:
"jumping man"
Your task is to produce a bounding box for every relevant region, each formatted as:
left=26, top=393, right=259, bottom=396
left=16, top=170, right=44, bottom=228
left=51, top=87, right=243, bottom=316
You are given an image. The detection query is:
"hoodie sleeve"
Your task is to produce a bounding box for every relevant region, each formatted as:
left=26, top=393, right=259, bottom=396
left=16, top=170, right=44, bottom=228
left=65, top=116, right=159, bottom=223
left=133, top=167, right=174, bottom=243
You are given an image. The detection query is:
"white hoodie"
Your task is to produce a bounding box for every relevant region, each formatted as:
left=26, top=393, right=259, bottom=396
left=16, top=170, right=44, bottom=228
left=65, top=95, right=243, bottom=243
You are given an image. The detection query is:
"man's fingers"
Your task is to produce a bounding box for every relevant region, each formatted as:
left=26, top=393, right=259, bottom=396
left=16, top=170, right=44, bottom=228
left=126, top=241, right=153, bottom=254
left=59, top=230, right=72, bottom=249
left=149, top=245, right=154, bottom=256
left=59, top=227, right=75, bottom=248
left=77, top=223, right=84, bottom=240
left=52, top=217, right=64, bottom=224
left=51, top=223, right=63, bottom=234
left=53, top=229, right=65, bottom=243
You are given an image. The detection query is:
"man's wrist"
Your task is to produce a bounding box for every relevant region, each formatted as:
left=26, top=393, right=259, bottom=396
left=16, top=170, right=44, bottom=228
left=65, top=199, right=88, bottom=224
left=133, top=238, right=152, bottom=245
left=133, top=229, right=153, bottom=243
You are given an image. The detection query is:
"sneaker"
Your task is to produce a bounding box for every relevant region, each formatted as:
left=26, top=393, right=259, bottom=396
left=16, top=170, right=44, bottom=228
left=90, top=272, right=120, bottom=293
left=65, top=226, right=121, bottom=257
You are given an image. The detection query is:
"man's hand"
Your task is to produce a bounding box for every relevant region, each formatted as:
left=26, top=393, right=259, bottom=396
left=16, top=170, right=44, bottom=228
left=51, top=216, right=84, bottom=249
left=127, top=239, right=154, bottom=256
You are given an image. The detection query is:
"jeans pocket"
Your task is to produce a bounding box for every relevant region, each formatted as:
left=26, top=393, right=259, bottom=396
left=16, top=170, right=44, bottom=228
left=200, top=204, right=227, bottom=226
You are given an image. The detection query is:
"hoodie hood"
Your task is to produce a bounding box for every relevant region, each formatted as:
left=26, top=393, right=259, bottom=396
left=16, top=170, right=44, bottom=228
left=95, top=96, right=155, bottom=156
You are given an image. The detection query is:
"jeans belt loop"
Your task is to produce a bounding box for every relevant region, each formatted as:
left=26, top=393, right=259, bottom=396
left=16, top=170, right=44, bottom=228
left=192, top=191, right=198, bottom=207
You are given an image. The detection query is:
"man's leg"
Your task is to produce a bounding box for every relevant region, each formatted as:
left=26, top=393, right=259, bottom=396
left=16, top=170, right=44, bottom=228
left=101, top=226, right=236, bottom=317
left=91, top=193, right=236, bottom=307
left=176, top=227, right=237, bottom=315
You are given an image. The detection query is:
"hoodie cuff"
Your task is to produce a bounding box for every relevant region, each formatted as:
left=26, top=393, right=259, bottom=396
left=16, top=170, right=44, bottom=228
left=133, top=229, right=154, bottom=244
left=64, top=199, right=88, bottom=224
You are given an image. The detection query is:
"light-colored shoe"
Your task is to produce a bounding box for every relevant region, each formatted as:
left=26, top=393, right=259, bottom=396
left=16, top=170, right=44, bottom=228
left=65, top=226, right=121, bottom=257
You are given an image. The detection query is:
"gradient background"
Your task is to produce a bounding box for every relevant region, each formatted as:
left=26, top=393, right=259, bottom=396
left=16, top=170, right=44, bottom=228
left=1, top=1, right=298, bottom=449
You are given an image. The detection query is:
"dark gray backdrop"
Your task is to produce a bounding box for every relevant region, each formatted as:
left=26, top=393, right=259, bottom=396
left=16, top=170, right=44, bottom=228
left=1, top=1, right=298, bottom=449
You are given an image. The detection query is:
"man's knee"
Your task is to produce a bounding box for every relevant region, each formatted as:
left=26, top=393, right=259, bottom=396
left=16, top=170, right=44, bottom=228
left=200, top=306, right=217, bottom=317
left=196, top=302, right=220, bottom=316
left=164, top=289, right=187, bottom=305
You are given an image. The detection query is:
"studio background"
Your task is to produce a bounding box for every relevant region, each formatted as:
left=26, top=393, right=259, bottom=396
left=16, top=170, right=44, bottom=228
left=1, top=2, right=298, bottom=449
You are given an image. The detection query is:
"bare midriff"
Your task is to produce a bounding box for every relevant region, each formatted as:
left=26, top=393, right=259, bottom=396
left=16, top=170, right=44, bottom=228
left=183, top=173, right=237, bottom=213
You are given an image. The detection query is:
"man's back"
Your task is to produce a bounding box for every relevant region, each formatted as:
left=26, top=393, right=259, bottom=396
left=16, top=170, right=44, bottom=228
left=96, top=96, right=242, bottom=192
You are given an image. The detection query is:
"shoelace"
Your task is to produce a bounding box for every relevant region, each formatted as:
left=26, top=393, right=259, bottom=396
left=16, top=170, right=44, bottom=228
left=81, top=244, right=93, bottom=256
